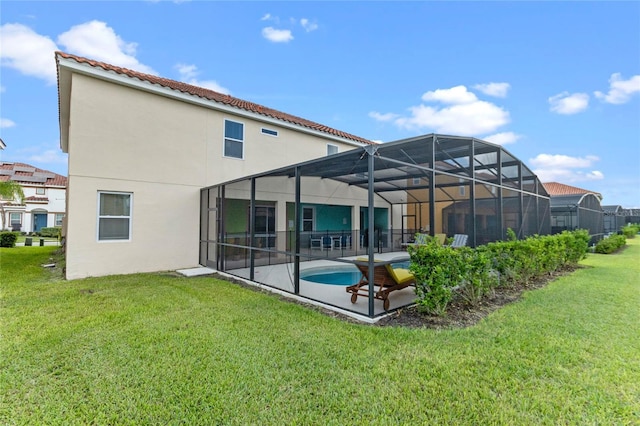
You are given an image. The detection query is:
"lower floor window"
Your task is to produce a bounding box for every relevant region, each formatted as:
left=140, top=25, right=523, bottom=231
left=55, top=213, right=65, bottom=227
left=10, top=212, right=22, bottom=225
left=98, top=191, right=132, bottom=241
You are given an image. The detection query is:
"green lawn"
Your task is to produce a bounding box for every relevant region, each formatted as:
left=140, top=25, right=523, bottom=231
left=1, top=241, right=639, bottom=424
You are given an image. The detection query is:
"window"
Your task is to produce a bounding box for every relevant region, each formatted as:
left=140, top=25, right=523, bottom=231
left=302, top=207, right=314, bottom=232
left=459, top=178, right=466, bottom=196
left=261, top=128, right=278, bottom=137
left=327, top=144, right=338, bottom=156
left=55, top=213, right=65, bottom=227
left=36, top=187, right=46, bottom=195
left=412, top=177, right=421, bottom=186
left=224, top=119, right=244, bottom=159
left=10, top=212, right=21, bottom=225
left=97, top=192, right=132, bottom=241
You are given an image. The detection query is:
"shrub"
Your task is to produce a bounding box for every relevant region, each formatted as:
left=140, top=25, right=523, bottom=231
left=621, top=226, right=637, bottom=239
left=38, top=227, right=61, bottom=238
left=459, top=247, right=498, bottom=305
left=594, top=234, right=626, bottom=254
left=0, top=231, right=19, bottom=248
left=408, top=230, right=590, bottom=316
left=408, top=241, right=465, bottom=316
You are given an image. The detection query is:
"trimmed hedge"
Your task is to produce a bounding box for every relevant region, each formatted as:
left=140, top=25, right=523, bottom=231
left=0, top=231, right=19, bottom=248
left=594, top=234, right=626, bottom=254
left=408, top=230, right=590, bottom=315
left=37, top=227, right=61, bottom=238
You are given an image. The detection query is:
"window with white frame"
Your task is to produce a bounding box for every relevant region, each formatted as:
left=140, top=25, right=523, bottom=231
left=36, top=187, right=46, bottom=195
left=224, top=119, right=244, bottom=159
left=412, top=177, right=421, bottom=186
left=459, top=178, right=466, bottom=196
left=261, top=127, right=278, bottom=137
left=302, top=207, right=314, bottom=232
left=98, top=192, right=132, bottom=241
left=327, top=144, right=338, bottom=156
left=9, top=212, right=21, bottom=225
left=55, top=213, right=65, bottom=227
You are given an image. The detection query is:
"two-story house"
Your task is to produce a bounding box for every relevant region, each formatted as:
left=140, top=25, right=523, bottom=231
left=0, top=162, right=67, bottom=233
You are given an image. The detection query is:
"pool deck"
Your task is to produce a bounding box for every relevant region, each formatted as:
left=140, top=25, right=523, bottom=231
left=220, top=252, right=416, bottom=323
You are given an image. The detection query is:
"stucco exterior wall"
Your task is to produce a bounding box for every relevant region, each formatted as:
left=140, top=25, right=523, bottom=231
left=64, top=73, right=362, bottom=279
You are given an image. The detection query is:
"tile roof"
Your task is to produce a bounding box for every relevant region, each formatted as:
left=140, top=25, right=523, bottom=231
left=56, top=51, right=375, bottom=146
left=542, top=182, right=602, bottom=199
left=0, top=162, right=67, bottom=187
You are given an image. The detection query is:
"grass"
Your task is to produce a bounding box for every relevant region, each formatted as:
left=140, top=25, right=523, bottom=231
left=1, top=241, right=639, bottom=424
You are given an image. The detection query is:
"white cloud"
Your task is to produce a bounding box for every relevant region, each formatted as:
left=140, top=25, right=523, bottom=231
left=0, top=118, right=16, bottom=128
left=300, top=18, right=318, bottom=32
left=530, top=153, right=599, bottom=169
left=0, top=85, right=5, bottom=93
left=473, top=82, right=510, bottom=98
left=530, top=153, right=604, bottom=183
left=261, top=13, right=272, bottom=21
left=57, top=21, right=156, bottom=74
left=548, top=92, right=589, bottom=115
left=395, top=100, right=510, bottom=135
left=0, top=21, right=156, bottom=85
left=175, top=63, right=230, bottom=94
left=0, top=23, right=59, bottom=84
left=262, top=27, right=293, bottom=43
left=482, top=131, right=521, bottom=145
left=594, top=73, right=640, bottom=104
left=369, top=111, right=399, bottom=122
left=381, top=85, right=511, bottom=135
left=28, top=149, right=68, bottom=165
left=421, top=85, right=477, bottom=104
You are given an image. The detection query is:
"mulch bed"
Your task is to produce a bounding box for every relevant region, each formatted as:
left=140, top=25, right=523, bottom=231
left=376, top=265, right=581, bottom=329
left=204, top=266, right=583, bottom=329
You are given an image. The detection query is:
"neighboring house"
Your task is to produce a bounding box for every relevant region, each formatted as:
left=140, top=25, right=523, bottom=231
left=0, top=162, right=67, bottom=232
left=543, top=181, right=604, bottom=241
left=56, top=52, right=372, bottom=279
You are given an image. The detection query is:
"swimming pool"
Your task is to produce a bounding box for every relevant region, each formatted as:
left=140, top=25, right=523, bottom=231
left=300, top=261, right=411, bottom=286
left=300, top=265, right=362, bottom=285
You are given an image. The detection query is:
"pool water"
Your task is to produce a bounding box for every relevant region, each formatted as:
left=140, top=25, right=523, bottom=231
left=300, top=261, right=411, bottom=286
left=300, top=266, right=362, bottom=285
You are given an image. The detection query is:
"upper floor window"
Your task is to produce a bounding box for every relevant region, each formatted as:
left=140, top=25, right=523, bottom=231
left=327, top=144, right=338, bottom=156
left=98, top=191, right=132, bottom=241
left=36, top=187, right=46, bottom=195
left=224, top=119, right=244, bottom=159
left=261, top=128, right=278, bottom=137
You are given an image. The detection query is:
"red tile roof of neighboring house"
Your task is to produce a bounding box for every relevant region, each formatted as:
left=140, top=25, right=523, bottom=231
left=0, top=162, right=67, bottom=187
left=56, top=51, right=375, bottom=146
left=24, top=196, right=49, bottom=202
left=543, top=182, right=602, bottom=199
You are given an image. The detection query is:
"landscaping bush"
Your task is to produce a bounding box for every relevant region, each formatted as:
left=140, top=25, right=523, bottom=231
left=409, top=230, right=590, bottom=316
left=408, top=240, right=465, bottom=315
left=0, top=231, right=19, bottom=248
left=594, top=234, right=626, bottom=254
left=622, top=225, right=638, bottom=239
left=37, top=227, right=61, bottom=238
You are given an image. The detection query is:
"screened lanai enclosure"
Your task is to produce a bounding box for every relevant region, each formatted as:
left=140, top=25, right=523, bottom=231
left=550, top=193, right=604, bottom=243
left=200, top=134, right=551, bottom=318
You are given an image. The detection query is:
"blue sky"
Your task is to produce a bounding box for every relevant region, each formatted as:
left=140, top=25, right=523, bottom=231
left=1, top=1, right=639, bottom=207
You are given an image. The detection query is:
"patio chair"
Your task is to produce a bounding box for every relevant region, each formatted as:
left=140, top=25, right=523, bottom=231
left=346, top=258, right=415, bottom=310
left=448, top=234, right=468, bottom=248
left=434, top=233, right=447, bottom=245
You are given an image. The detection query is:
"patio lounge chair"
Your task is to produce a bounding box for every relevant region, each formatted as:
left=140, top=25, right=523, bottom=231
left=346, top=258, right=415, bottom=310
left=448, top=234, right=468, bottom=248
